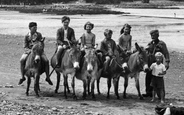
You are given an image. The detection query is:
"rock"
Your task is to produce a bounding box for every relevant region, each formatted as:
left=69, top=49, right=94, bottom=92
left=2, top=100, right=7, bottom=105
left=52, top=107, right=59, bottom=112
left=48, top=109, right=52, bottom=112
left=67, top=106, right=73, bottom=109
left=95, top=112, right=103, bottom=115
left=17, top=112, right=23, bottom=115
left=5, top=85, right=14, bottom=88
left=80, top=103, right=89, bottom=106
left=24, top=112, right=30, bottom=115
left=84, top=111, right=93, bottom=114
left=0, top=92, right=5, bottom=95
left=58, top=105, right=64, bottom=109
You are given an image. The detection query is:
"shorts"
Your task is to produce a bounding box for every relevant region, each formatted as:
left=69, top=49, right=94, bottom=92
left=150, top=75, right=165, bottom=89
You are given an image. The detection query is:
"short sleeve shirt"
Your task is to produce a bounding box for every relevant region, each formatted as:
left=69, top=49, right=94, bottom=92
left=150, top=62, right=166, bottom=77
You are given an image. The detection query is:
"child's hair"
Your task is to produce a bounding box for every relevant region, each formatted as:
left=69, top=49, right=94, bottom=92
left=155, top=52, right=163, bottom=59
left=104, top=29, right=113, bottom=36
left=120, top=23, right=131, bottom=35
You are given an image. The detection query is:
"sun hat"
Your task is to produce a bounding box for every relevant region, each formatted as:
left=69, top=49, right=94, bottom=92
left=84, top=21, right=94, bottom=30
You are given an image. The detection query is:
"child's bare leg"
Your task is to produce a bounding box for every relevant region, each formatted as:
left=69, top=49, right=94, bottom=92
left=160, top=89, right=165, bottom=103
left=151, top=89, right=156, bottom=102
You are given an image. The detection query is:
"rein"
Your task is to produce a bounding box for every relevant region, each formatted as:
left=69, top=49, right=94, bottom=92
left=111, top=57, right=123, bottom=69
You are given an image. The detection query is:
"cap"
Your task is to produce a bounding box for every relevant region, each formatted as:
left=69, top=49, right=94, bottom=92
left=150, top=29, right=159, bottom=35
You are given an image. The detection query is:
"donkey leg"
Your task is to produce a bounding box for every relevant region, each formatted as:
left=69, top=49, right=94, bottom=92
left=66, top=76, right=71, bottom=94
left=34, top=75, right=40, bottom=97
left=97, top=78, right=101, bottom=95
left=123, top=76, right=128, bottom=99
left=134, top=75, right=143, bottom=100
left=87, top=77, right=91, bottom=95
left=63, top=75, right=68, bottom=99
left=82, top=80, right=87, bottom=99
left=45, top=60, right=53, bottom=85
left=107, top=78, right=112, bottom=99
left=55, top=71, right=60, bottom=93
left=71, top=76, right=77, bottom=100
left=26, top=77, right=31, bottom=96
left=113, top=75, right=120, bottom=99
left=91, top=78, right=96, bottom=100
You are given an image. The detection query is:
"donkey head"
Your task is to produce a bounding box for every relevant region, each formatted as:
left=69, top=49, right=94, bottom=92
left=135, top=42, right=149, bottom=72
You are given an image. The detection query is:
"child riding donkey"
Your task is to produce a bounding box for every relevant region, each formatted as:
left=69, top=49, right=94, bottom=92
left=79, top=21, right=103, bottom=70
left=18, top=22, right=53, bottom=85
left=55, top=16, right=77, bottom=68
left=100, top=29, right=118, bottom=75
left=117, top=23, right=132, bottom=72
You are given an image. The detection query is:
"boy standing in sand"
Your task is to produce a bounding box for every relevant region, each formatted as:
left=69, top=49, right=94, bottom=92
left=150, top=52, right=166, bottom=103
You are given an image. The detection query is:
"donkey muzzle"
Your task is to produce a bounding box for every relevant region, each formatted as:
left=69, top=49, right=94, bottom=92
left=73, top=62, right=80, bottom=69
left=143, top=64, right=149, bottom=72
left=34, top=55, right=41, bottom=64
left=87, top=63, right=93, bottom=74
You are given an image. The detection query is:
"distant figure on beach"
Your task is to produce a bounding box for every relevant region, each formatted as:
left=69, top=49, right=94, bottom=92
left=18, top=22, right=53, bottom=85
left=55, top=16, right=76, bottom=68
left=143, top=29, right=170, bottom=98
left=174, top=13, right=176, bottom=18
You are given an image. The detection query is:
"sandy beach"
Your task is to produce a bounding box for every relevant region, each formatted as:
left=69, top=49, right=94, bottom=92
left=0, top=34, right=184, bottom=114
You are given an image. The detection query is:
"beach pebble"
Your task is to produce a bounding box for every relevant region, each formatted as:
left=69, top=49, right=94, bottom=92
left=51, top=107, right=59, bottom=111
left=67, top=106, right=73, bottom=109
left=5, top=85, right=14, bottom=88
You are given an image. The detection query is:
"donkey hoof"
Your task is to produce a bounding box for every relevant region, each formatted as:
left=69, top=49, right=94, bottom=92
left=55, top=90, right=58, bottom=94
left=98, top=92, right=101, bottom=95
left=26, top=92, right=29, bottom=96
left=106, top=95, right=110, bottom=99
left=82, top=96, right=86, bottom=100
left=65, top=96, right=68, bottom=99
left=36, top=94, right=40, bottom=97
left=117, top=96, right=120, bottom=100
left=73, top=95, right=78, bottom=100
left=123, top=94, right=127, bottom=99
left=67, top=90, right=71, bottom=94
left=92, top=95, right=96, bottom=100
left=139, top=96, right=144, bottom=100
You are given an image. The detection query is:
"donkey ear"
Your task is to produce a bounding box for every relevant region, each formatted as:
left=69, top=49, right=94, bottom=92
left=94, top=44, right=98, bottom=49
left=135, top=42, right=142, bottom=53
left=41, top=37, right=45, bottom=42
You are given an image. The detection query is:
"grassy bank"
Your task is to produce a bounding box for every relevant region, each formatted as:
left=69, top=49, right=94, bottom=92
left=0, top=0, right=184, bottom=15
left=0, top=4, right=123, bottom=15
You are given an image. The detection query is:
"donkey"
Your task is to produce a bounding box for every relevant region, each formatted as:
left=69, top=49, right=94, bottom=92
left=51, top=44, right=81, bottom=99
left=96, top=50, right=124, bottom=99
left=118, top=42, right=149, bottom=100
left=75, top=48, right=103, bottom=99
left=24, top=38, right=48, bottom=96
